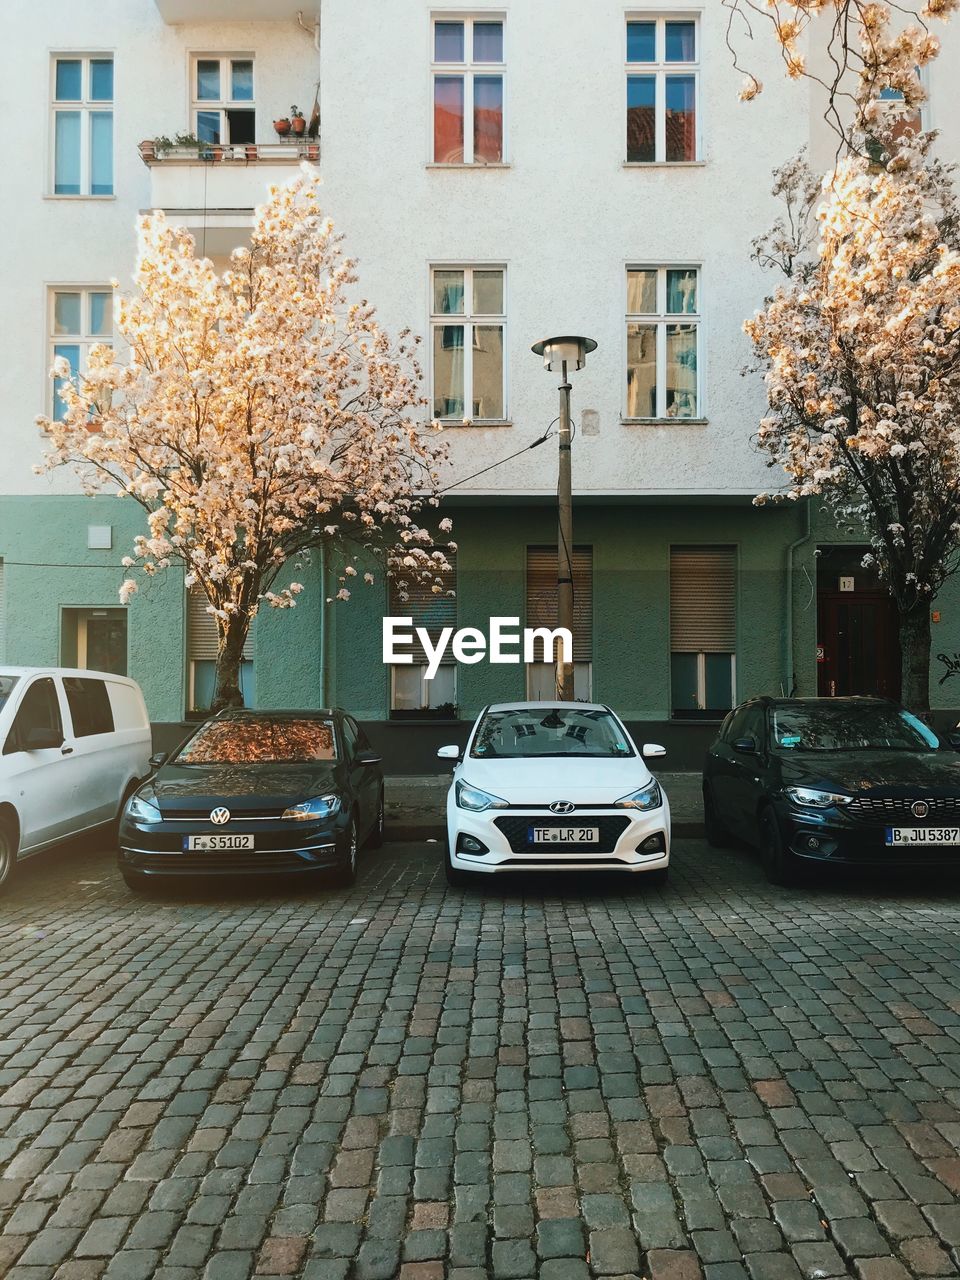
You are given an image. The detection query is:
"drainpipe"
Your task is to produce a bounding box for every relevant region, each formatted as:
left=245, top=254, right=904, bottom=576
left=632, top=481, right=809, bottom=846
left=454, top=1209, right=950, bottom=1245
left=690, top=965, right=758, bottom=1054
left=318, top=543, right=327, bottom=708
left=784, top=499, right=813, bottom=696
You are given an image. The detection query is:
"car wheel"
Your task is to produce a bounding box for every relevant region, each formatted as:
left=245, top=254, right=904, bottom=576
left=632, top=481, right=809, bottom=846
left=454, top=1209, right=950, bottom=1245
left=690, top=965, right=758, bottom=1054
left=336, top=816, right=359, bottom=886
left=759, top=807, right=798, bottom=886
left=703, top=787, right=732, bottom=849
left=444, top=835, right=470, bottom=889
left=0, top=818, right=18, bottom=892
left=365, top=789, right=384, bottom=850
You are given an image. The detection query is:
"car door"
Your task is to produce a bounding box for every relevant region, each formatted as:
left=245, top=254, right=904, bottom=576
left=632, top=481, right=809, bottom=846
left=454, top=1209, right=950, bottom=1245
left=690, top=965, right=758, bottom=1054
left=342, top=715, right=379, bottom=835
left=1, top=676, right=79, bottom=849
left=62, top=676, right=119, bottom=825
left=707, top=705, right=749, bottom=832
left=724, top=703, right=768, bottom=841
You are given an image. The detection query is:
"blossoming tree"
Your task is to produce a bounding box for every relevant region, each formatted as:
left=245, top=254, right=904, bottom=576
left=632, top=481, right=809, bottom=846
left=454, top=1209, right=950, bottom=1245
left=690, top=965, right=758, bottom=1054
left=37, top=168, right=449, bottom=710
left=746, top=136, right=960, bottom=709
left=724, top=0, right=957, bottom=149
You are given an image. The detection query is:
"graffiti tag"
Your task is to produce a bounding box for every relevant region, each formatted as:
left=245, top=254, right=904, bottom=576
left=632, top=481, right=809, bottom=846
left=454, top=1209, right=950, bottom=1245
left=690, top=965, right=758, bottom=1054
left=937, top=652, right=960, bottom=685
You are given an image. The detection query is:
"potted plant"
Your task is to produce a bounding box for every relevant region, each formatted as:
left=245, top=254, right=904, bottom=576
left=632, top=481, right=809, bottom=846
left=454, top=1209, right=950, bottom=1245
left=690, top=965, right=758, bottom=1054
left=290, top=106, right=306, bottom=136
left=139, top=138, right=156, bottom=160
left=274, top=115, right=291, bottom=137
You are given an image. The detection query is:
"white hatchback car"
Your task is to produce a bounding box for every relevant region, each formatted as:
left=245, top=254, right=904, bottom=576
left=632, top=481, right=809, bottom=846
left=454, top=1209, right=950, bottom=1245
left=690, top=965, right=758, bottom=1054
left=438, top=701, right=670, bottom=885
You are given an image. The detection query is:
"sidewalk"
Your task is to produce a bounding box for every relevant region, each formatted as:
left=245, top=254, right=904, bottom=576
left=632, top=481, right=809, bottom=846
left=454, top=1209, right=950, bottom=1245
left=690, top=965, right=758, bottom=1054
left=384, top=771, right=703, bottom=839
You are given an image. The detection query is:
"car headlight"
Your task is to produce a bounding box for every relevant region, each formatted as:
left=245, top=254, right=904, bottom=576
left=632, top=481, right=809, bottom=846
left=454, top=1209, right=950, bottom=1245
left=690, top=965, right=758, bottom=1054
left=126, top=788, right=162, bottom=824
left=456, top=781, right=509, bottom=812
left=615, top=780, right=662, bottom=811
left=282, top=795, right=342, bottom=822
left=784, top=786, right=853, bottom=809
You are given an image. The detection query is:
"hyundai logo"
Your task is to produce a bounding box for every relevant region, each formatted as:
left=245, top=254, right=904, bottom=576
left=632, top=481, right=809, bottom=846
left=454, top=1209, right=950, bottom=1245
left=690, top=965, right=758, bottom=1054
left=210, top=807, right=231, bottom=825
left=549, top=801, right=576, bottom=815
left=911, top=800, right=930, bottom=819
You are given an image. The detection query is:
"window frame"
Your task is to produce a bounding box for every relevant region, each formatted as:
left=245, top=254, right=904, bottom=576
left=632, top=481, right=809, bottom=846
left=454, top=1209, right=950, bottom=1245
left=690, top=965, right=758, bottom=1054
left=430, top=13, right=507, bottom=165
left=669, top=541, right=738, bottom=719
left=47, top=285, right=114, bottom=421
left=624, top=13, right=700, bottom=165
left=624, top=264, right=703, bottom=421
left=429, top=263, right=508, bottom=423
left=189, top=52, right=256, bottom=145
left=49, top=53, right=115, bottom=199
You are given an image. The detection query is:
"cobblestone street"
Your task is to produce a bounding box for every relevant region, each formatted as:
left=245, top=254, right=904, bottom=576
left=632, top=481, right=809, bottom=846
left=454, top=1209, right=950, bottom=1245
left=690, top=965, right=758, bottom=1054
left=1, top=839, right=960, bottom=1280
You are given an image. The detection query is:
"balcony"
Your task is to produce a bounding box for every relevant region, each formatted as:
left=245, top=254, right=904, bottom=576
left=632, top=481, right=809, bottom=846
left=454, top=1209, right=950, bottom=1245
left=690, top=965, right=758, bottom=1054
left=139, top=139, right=318, bottom=254
left=154, top=0, right=314, bottom=21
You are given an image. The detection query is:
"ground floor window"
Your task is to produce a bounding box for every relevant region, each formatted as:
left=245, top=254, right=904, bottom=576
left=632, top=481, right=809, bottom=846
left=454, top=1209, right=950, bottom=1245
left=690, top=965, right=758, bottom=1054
left=391, top=664, right=457, bottom=716
left=525, top=546, right=593, bottom=700
left=670, top=545, right=735, bottom=718
left=187, top=586, right=253, bottom=713
left=388, top=550, right=458, bottom=717
left=60, top=606, right=127, bottom=676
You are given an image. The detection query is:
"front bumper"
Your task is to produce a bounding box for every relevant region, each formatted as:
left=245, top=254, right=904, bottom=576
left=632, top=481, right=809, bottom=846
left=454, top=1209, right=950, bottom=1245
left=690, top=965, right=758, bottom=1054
left=118, top=813, right=347, bottom=877
left=777, top=801, right=960, bottom=867
left=447, top=797, right=671, bottom=875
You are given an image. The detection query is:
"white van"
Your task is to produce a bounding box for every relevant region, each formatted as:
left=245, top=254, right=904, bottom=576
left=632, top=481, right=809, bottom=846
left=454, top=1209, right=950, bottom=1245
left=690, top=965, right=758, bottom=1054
left=0, top=668, right=152, bottom=888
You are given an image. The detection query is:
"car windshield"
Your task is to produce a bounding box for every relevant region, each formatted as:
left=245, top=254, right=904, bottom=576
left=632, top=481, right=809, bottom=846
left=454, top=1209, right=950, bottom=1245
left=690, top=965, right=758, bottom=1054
left=175, top=718, right=338, bottom=765
left=770, top=704, right=940, bottom=753
left=470, top=708, right=635, bottom=759
left=0, top=675, right=20, bottom=713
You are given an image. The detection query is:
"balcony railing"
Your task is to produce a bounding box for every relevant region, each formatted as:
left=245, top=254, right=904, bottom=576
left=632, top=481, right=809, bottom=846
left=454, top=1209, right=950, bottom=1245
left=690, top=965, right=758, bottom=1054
left=139, top=139, right=319, bottom=166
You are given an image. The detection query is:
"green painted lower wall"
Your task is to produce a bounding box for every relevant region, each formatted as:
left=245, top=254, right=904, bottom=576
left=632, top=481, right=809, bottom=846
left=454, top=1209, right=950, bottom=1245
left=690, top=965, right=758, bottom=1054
left=2, top=493, right=959, bottom=722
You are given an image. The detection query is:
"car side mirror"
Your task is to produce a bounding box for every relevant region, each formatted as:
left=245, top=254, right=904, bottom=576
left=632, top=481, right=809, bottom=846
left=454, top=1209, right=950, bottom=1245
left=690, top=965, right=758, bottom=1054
left=732, top=736, right=758, bottom=754
left=642, top=743, right=666, bottom=758
left=437, top=744, right=461, bottom=760
left=356, top=750, right=382, bottom=766
left=24, top=727, right=63, bottom=751
left=149, top=752, right=168, bottom=770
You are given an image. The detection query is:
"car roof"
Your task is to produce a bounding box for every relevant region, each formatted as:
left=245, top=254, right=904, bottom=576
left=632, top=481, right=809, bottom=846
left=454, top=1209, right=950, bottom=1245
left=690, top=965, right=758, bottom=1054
left=752, top=696, right=897, bottom=709
left=484, top=701, right=614, bottom=713
left=214, top=708, right=339, bottom=719
left=0, top=666, right=136, bottom=682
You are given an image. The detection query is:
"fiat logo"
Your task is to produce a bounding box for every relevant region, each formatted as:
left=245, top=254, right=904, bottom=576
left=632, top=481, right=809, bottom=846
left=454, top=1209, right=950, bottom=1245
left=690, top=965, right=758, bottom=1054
left=549, top=801, right=576, bottom=814
left=210, top=807, right=231, bottom=825
left=911, top=800, right=929, bottom=819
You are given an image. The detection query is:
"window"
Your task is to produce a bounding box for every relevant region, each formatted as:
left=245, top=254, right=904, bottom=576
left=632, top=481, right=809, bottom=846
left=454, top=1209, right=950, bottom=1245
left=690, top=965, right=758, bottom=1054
left=187, top=586, right=254, bottom=713
left=192, top=55, right=255, bottom=144
left=49, top=288, right=113, bottom=421
left=388, top=552, right=457, bottom=714
left=63, top=678, right=114, bottom=737
left=626, top=16, right=698, bottom=163
left=670, top=546, right=736, bottom=718
left=626, top=266, right=700, bottom=419
left=431, top=266, right=505, bottom=421
left=433, top=16, right=504, bottom=163
left=526, top=547, right=593, bottom=701
left=52, top=55, right=113, bottom=195
left=3, top=679, right=63, bottom=756
left=61, top=608, right=127, bottom=676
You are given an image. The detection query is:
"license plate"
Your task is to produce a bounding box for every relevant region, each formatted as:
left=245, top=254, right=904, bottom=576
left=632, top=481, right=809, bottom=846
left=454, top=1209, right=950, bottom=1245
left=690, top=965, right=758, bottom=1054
left=184, top=834, right=255, bottom=851
left=529, top=826, right=600, bottom=844
left=885, top=827, right=960, bottom=846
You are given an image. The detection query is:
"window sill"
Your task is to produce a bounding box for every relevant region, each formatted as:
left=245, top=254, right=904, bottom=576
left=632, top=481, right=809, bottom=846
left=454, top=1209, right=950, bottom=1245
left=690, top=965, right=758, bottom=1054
left=622, top=416, right=708, bottom=426
left=426, top=162, right=511, bottom=170
left=439, top=419, right=512, bottom=428
left=622, top=161, right=705, bottom=169
left=44, top=194, right=117, bottom=201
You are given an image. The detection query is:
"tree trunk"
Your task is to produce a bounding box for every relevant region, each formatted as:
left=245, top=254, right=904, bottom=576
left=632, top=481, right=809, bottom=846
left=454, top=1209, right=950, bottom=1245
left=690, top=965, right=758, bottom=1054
left=212, top=615, right=250, bottom=711
left=899, top=604, right=931, bottom=714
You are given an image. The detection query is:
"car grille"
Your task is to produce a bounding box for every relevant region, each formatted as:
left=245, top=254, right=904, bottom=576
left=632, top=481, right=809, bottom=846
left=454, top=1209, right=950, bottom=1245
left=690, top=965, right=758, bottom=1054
left=159, top=806, right=289, bottom=820
left=126, top=850, right=334, bottom=874
left=846, top=795, right=960, bottom=822
left=493, top=815, right=631, bottom=853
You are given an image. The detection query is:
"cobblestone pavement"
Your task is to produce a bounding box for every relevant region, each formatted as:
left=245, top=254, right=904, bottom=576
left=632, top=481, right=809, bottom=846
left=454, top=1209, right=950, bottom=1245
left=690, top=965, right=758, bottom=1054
left=2, top=839, right=960, bottom=1280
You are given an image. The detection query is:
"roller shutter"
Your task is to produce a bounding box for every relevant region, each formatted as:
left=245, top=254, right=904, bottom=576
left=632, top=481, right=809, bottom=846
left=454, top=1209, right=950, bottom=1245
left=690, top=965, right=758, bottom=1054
left=670, top=547, right=736, bottom=652
left=387, top=552, right=457, bottom=665
left=187, top=586, right=253, bottom=661
left=526, top=546, right=593, bottom=662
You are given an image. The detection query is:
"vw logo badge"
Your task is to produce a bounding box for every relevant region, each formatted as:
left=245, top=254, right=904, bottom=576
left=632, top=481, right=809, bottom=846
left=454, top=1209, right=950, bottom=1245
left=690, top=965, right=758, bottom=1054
left=911, top=800, right=929, bottom=819
left=549, top=801, right=576, bottom=815
left=210, top=807, right=231, bottom=825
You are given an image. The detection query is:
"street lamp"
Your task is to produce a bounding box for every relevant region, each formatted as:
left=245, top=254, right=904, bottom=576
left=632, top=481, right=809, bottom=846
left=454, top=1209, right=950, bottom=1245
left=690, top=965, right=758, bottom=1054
left=530, top=335, right=597, bottom=702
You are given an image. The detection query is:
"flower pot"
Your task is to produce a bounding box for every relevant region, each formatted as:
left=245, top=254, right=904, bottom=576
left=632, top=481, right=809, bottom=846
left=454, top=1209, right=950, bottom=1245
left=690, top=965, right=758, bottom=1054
left=245, top=144, right=258, bottom=161
left=139, top=139, right=155, bottom=160
left=305, top=143, right=319, bottom=160
left=291, top=116, right=306, bottom=135
left=274, top=118, right=291, bottom=136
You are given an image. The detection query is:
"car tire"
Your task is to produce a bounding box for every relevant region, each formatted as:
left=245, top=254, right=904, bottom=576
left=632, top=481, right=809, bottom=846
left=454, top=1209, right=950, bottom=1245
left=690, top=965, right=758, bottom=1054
left=444, top=835, right=471, bottom=889
left=703, top=787, right=732, bottom=849
left=335, top=816, right=359, bottom=886
left=365, top=789, right=385, bottom=850
left=759, top=807, right=799, bottom=886
left=0, top=817, right=18, bottom=893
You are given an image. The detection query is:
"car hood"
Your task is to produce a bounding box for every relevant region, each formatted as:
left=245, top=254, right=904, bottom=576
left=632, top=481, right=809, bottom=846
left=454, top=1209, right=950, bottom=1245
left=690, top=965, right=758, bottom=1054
left=150, top=761, right=341, bottom=812
left=457, top=755, right=655, bottom=804
left=778, top=750, right=960, bottom=795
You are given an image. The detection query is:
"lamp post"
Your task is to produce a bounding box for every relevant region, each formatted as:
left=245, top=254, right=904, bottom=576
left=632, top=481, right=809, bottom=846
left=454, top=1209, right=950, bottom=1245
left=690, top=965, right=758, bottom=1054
left=530, top=335, right=597, bottom=701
